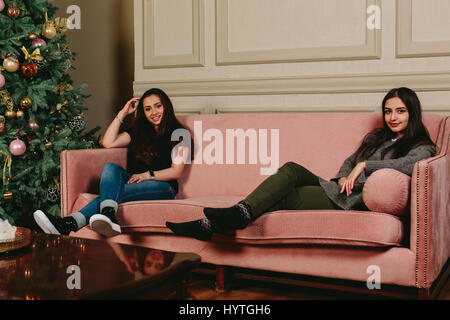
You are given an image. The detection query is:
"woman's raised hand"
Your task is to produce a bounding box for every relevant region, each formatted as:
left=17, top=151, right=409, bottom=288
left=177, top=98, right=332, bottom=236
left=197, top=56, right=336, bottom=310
left=121, top=97, right=140, bottom=116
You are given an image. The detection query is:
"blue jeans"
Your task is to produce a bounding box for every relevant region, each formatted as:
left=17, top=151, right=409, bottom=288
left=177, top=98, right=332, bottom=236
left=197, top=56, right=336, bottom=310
left=72, top=162, right=175, bottom=227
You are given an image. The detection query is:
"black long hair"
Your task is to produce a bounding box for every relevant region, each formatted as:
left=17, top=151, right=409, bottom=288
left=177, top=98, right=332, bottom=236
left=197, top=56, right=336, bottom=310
left=354, top=87, right=435, bottom=162
left=128, top=88, right=190, bottom=160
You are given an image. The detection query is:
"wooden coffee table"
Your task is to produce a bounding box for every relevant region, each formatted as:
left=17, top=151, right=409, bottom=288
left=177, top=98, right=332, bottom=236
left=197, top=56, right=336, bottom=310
left=0, top=231, right=200, bottom=300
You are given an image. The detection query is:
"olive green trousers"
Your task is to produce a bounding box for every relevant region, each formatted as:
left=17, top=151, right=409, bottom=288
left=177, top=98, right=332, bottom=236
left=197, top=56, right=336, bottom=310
left=243, top=162, right=340, bottom=220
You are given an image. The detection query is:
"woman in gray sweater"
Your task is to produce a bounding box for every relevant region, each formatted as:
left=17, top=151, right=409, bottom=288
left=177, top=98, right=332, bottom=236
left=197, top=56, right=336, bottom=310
left=166, top=87, right=436, bottom=241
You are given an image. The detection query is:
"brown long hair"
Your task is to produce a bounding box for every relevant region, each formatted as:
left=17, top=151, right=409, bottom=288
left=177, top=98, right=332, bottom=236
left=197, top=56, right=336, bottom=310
left=354, top=87, right=435, bottom=162
left=126, top=88, right=193, bottom=162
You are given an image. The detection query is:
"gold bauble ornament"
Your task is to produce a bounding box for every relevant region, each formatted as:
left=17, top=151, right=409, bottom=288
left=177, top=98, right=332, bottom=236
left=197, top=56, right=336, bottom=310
left=42, top=24, right=57, bottom=39
left=20, top=97, right=32, bottom=108
left=3, top=56, right=19, bottom=72
left=45, top=141, right=53, bottom=149
left=5, top=109, right=16, bottom=119
left=7, top=6, right=20, bottom=19
left=0, top=116, right=5, bottom=133
left=16, top=110, right=24, bottom=118
left=3, top=190, right=13, bottom=201
left=0, top=116, right=5, bottom=134
left=28, top=33, right=39, bottom=40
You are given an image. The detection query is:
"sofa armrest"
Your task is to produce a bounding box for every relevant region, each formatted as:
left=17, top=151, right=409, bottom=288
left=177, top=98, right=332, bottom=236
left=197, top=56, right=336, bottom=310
left=60, top=148, right=127, bottom=217
left=410, top=117, right=450, bottom=289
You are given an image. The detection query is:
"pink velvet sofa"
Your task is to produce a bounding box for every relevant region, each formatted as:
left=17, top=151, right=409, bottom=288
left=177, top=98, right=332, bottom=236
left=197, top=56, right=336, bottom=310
left=62, top=113, right=450, bottom=298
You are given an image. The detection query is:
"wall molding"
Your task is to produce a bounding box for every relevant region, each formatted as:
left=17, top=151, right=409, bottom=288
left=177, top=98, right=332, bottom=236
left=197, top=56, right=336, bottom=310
left=216, top=0, right=381, bottom=66
left=396, top=0, right=450, bottom=58
left=173, top=106, right=209, bottom=115
left=171, top=105, right=450, bottom=115
left=143, top=0, right=205, bottom=68
left=134, top=71, right=450, bottom=97
left=420, top=105, right=450, bottom=114
left=215, top=105, right=449, bottom=114
left=215, top=106, right=376, bottom=114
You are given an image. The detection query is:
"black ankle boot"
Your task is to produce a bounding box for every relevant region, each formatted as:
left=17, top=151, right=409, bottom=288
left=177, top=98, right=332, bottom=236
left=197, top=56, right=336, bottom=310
left=100, top=206, right=118, bottom=223
left=33, top=210, right=79, bottom=236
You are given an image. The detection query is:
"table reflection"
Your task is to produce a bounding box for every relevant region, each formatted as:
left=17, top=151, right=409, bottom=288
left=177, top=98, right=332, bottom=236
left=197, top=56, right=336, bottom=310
left=108, top=242, right=175, bottom=279
left=0, top=232, right=177, bottom=299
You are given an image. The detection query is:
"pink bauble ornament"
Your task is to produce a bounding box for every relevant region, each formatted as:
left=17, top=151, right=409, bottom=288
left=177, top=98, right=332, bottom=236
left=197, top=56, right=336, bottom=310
left=31, top=38, right=46, bottom=48
left=0, top=0, right=5, bottom=12
left=9, top=139, right=26, bottom=156
left=0, top=73, right=4, bottom=89
left=28, top=119, right=39, bottom=131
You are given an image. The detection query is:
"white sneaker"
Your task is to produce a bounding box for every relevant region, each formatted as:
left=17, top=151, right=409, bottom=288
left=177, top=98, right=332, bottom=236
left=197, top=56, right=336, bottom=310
left=89, top=214, right=121, bottom=237
left=33, top=210, right=61, bottom=235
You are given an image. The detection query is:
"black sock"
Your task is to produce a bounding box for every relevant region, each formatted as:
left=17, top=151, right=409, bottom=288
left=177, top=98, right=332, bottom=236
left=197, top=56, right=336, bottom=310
left=63, top=216, right=79, bottom=232
left=203, top=201, right=252, bottom=230
left=166, top=218, right=214, bottom=241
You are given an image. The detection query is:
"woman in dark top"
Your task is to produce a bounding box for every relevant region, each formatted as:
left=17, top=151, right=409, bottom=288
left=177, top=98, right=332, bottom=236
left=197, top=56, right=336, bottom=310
left=34, top=88, right=190, bottom=237
left=166, top=87, right=436, bottom=241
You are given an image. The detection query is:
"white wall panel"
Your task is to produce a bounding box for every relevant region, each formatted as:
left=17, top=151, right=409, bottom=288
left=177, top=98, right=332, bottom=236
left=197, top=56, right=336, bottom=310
left=142, top=0, right=204, bottom=68
left=134, top=0, right=450, bottom=116
left=397, top=0, right=450, bottom=58
left=217, top=0, right=381, bottom=65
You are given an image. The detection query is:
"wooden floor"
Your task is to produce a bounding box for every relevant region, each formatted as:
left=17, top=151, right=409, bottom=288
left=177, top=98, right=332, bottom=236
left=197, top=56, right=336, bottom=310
left=187, top=272, right=450, bottom=300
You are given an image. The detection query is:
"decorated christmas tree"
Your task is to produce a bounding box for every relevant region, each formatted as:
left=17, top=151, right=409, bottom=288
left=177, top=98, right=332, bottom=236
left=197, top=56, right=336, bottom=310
left=0, top=0, right=100, bottom=224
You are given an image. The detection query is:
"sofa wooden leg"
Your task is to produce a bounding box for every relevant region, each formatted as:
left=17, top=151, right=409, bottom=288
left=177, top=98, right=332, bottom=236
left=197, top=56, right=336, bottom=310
left=417, top=259, right=449, bottom=300
left=215, top=265, right=229, bottom=293
left=417, top=288, right=431, bottom=300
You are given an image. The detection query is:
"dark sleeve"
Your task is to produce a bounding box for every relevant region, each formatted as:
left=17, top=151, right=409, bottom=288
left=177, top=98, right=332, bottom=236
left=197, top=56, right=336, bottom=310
left=332, top=153, right=357, bottom=181
left=364, top=144, right=436, bottom=176
left=124, top=128, right=134, bottom=144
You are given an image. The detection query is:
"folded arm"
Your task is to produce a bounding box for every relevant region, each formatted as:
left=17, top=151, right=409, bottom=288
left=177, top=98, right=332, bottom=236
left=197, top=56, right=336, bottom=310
left=127, top=146, right=190, bottom=183
left=337, top=144, right=435, bottom=196
left=364, top=144, right=435, bottom=176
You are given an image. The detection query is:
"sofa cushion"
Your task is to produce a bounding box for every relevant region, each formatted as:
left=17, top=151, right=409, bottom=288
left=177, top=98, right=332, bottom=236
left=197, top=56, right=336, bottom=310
left=74, top=194, right=404, bottom=247
left=73, top=193, right=241, bottom=232
left=226, top=210, right=404, bottom=247
left=363, top=169, right=411, bottom=216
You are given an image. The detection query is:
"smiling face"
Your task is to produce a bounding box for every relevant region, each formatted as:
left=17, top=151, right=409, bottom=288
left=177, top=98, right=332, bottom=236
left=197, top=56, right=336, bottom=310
left=143, top=250, right=165, bottom=275
left=142, top=94, right=164, bottom=129
left=384, top=97, right=409, bottom=139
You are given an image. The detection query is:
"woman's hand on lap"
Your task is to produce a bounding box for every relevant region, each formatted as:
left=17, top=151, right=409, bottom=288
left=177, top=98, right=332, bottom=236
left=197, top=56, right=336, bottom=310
left=127, top=172, right=150, bottom=184
left=340, top=162, right=366, bottom=196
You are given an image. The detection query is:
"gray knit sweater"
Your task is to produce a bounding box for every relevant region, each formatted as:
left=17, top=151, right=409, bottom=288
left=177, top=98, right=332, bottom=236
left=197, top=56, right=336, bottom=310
left=319, top=140, right=436, bottom=210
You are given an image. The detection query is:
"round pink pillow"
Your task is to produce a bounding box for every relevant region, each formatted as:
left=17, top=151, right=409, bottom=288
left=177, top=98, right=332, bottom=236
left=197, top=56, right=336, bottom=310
left=362, top=169, right=411, bottom=216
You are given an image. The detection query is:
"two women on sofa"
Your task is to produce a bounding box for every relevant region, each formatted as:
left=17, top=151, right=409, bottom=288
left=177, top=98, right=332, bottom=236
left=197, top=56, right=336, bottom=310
left=34, top=87, right=435, bottom=241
